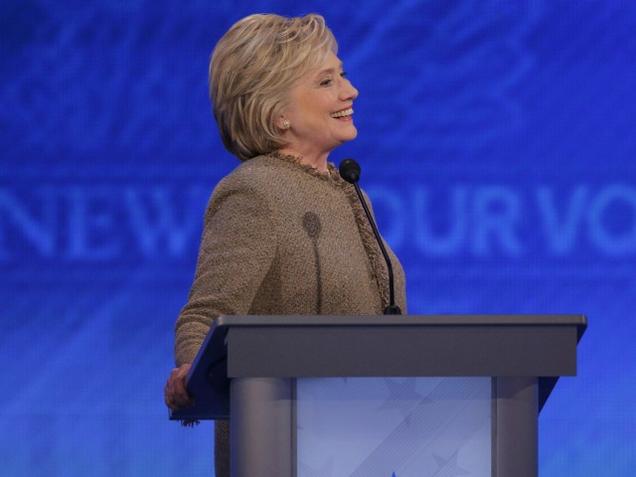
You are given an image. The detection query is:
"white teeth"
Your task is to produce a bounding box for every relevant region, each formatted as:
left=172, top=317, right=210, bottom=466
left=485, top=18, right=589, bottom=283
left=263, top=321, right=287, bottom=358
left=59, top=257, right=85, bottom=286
left=330, top=108, right=353, bottom=118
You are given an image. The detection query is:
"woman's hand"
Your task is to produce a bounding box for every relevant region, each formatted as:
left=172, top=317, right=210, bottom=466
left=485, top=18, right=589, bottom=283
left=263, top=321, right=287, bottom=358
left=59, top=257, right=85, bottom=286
left=164, top=363, right=194, bottom=410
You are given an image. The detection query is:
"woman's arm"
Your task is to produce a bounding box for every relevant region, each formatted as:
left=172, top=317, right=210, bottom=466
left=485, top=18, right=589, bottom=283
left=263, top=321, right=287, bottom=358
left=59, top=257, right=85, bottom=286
left=174, top=178, right=279, bottom=365
left=166, top=174, right=279, bottom=409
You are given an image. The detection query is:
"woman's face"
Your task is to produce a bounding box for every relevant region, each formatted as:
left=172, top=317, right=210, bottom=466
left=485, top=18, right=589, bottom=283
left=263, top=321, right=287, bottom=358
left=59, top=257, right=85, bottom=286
left=281, top=51, right=359, bottom=155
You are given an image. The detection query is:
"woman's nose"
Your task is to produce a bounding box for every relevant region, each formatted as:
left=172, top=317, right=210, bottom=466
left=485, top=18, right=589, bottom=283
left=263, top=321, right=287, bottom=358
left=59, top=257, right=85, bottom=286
left=341, top=79, right=359, bottom=101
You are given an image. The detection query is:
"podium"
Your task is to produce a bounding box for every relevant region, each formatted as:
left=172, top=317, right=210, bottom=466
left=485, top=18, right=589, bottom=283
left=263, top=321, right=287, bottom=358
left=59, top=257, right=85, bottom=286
left=170, top=315, right=586, bottom=477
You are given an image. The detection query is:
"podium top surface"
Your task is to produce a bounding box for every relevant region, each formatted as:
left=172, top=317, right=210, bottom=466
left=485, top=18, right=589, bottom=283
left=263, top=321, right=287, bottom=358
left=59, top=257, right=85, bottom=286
left=203, top=314, right=586, bottom=376
left=214, top=313, right=586, bottom=329
left=170, top=314, right=586, bottom=420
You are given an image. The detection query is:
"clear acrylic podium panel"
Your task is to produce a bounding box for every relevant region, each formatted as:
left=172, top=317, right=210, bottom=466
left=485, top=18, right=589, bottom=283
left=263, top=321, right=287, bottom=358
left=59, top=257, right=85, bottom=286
left=296, top=377, right=491, bottom=477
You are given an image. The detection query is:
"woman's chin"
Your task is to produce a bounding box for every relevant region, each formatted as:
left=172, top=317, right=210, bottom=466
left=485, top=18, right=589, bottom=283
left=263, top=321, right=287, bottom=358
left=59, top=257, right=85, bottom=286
left=341, top=124, right=358, bottom=142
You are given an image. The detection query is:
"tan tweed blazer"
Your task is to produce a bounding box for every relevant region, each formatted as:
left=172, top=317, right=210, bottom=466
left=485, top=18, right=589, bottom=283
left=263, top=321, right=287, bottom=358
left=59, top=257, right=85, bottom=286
left=174, top=153, right=407, bottom=477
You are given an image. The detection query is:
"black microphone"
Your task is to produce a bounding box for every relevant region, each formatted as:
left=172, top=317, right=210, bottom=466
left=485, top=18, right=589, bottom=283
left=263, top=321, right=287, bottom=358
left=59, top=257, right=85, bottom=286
left=339, top=158, right=402, bottom=315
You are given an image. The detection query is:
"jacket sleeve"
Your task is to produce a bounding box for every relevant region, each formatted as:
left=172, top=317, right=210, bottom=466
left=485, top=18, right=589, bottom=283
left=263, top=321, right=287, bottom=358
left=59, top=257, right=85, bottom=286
left=174, top=176, right=278, bottom=366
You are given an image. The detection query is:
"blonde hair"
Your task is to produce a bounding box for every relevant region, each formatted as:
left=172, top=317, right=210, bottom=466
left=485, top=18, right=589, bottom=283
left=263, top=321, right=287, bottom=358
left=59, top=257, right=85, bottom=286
left=209, top=13, right=338, bottom=161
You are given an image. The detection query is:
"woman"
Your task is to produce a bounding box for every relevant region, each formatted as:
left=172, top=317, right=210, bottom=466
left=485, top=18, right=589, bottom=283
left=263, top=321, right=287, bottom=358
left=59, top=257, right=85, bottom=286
left=164, top=13, right=407, bottom=476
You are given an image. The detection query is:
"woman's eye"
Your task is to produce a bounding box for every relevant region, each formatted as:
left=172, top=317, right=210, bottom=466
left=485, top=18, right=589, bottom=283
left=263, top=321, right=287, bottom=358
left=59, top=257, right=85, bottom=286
left=340, top=71, right=348, bottom=78
left=320, top=78, right=333, bottom=86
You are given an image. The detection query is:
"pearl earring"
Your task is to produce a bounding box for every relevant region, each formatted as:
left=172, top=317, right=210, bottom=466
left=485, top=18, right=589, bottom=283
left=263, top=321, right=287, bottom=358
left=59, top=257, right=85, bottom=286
left=281, top=119, right=291, bottom=130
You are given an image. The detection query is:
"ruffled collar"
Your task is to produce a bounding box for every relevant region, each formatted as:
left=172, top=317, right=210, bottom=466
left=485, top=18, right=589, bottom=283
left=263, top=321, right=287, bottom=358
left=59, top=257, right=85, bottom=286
left=265, top=151, right=343, bottom=184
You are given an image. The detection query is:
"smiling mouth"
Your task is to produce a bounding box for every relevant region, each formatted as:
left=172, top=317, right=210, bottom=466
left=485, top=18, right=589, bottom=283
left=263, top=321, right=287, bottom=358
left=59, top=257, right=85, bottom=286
left=330, top=107, right=354, bottom=119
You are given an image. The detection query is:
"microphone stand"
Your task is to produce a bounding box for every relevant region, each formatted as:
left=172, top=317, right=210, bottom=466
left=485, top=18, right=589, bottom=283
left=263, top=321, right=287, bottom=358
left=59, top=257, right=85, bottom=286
left=339, top=159, right=402, bottom=315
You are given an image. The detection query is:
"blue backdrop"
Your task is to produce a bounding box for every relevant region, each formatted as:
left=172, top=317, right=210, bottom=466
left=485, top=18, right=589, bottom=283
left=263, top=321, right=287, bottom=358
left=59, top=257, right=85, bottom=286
left=1, top=1, right=635, bottom=475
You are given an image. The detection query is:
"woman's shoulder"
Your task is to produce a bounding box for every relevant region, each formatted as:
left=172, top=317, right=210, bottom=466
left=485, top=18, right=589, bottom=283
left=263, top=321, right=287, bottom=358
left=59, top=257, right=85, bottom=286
left=205, top=155, right=292, bottom=217
left=209, top=153, right=343, bottom=214
left=216, top=154, right=293, bottom=193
